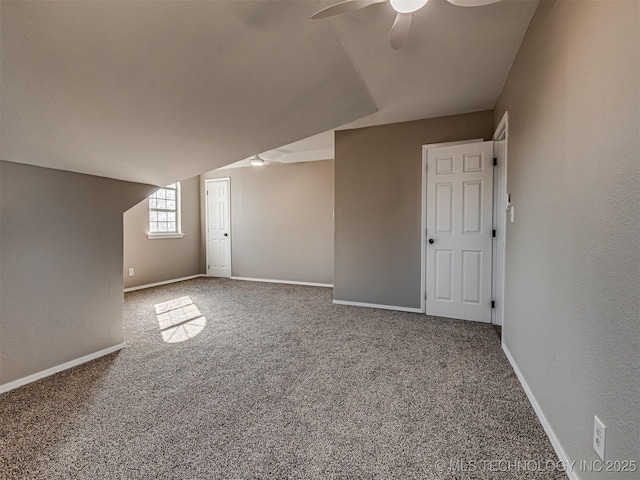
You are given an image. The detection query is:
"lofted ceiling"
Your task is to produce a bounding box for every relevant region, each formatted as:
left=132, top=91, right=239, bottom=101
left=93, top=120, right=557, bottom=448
left=0, top=0, right=538, bottom=185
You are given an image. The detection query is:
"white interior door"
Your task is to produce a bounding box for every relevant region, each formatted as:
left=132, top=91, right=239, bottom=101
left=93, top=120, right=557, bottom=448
left=426, top=141, right=493, bottom=322
left=206, top=179, right=231, bottom=278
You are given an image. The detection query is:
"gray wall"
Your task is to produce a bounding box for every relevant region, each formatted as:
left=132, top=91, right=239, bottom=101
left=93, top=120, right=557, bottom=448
left=494, top=0, right=639, bottom=476
left=202, top=160, right=334, bottom=285
left=334, top=111, right=494, bottom=308
left=0, top=161, right=153, bottom=386
left=123, top=176, right=202, bottom=289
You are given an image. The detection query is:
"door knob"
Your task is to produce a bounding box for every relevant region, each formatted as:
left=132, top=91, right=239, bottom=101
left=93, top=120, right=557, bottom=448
left=428, top=238, right=434, bottom=244
left=224, top=233, right=228, bottom=237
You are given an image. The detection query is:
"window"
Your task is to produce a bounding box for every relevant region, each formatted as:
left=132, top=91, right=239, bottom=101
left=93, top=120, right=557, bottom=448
left=148, top=183, right=184, bottom=238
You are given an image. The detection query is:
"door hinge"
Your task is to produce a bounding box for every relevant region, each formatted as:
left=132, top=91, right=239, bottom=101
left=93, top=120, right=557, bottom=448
left=492, top=229, right=496, bottom=238
left=208, top=264, right=210, bottom=270
left=493, top=157, right=497, bottom=166
left=491, top=300, right=495, bottom=309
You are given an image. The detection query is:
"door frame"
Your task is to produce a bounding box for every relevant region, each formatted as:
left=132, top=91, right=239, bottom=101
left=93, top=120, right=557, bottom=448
left=420, top=138, right=484, bottom=313
left=491, top=112, right=509, bottom=326
left=205, top=177, right=232, bottom=278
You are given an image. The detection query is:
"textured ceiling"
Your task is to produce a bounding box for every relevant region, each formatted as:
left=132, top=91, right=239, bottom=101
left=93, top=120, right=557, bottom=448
left=0, top=0, right=538, bottom=185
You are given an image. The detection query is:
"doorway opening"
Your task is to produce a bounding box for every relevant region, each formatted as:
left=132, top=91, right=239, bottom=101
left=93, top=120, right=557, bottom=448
left=421, top=113, right=508, bottom=325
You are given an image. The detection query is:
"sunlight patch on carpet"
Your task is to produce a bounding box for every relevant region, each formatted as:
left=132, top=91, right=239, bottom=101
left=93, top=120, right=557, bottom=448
left=154, top=296, right=206, bottom=343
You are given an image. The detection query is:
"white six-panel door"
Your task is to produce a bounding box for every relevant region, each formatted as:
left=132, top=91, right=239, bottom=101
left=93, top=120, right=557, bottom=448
left=206, top=179, right=231, bottom=278
left=426, top=141, right=493, bottom=322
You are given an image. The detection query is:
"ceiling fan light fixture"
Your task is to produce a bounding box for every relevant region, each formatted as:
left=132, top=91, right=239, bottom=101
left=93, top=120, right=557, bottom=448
left=389, top=0, right=429, bottom=14
left=312, top=0, right=503, bottom=50
left=250, top=157, right=265, bottom=167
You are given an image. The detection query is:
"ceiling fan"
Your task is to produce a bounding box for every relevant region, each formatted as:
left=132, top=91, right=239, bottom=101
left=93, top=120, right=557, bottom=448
left=311, top=0, right=502, bottom=50
left=249, top=154, right=284, bottom=167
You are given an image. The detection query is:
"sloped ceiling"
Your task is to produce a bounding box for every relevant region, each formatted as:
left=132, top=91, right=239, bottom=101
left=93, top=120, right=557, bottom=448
left=0, top=0, right=538, bottom=185
left=331, top=0, right=539, bottom=127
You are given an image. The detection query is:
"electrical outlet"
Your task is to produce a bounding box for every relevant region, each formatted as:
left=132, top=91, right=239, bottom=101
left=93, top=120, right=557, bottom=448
left=128, top=268, right=135, bottom=277
left=593, top=415, right=606, bottom=461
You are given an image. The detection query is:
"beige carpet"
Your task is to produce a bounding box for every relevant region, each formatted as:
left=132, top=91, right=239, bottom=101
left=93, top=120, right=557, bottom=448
left=0, top=278, right=564, bottom=479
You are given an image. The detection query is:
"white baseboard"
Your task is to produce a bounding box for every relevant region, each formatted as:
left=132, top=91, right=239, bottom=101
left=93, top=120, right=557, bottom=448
left=124, top=274, right=205, bottom=292
left=502, top=343, right=577, bottom=480
left=332, top=299, right=424, bottom=314
left=231, top=276, right=333, bottom=288
left=0, top=343, right=126, bottom=395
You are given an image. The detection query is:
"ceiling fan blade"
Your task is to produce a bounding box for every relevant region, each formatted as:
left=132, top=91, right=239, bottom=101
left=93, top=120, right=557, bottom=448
left=389, top=12, right=412, bottom=50
left=311, top=0, right=386, bottom=20
left=446, top=0, right=501, bottom=7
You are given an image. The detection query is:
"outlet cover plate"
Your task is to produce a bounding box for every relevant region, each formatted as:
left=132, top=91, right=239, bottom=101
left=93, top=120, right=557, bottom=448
left=593, top=415, right=606, bottom=461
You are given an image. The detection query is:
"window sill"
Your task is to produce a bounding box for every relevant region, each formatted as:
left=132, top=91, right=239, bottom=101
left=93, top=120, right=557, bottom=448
left=147, top=233, right=185, bottom=240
